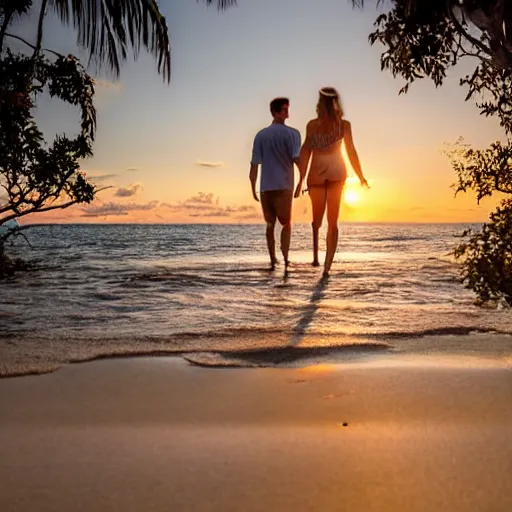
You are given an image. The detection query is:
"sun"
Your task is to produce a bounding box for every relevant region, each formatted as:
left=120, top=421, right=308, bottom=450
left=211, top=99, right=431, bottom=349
left=343, top=189, right=360, bottom=207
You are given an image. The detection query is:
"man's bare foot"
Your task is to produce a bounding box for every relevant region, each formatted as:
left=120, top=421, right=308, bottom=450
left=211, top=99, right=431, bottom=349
left=270, top=258, right=279, bottom=271
left=322, top=270, right=329, bottom=280
left=312, top=260, right=320, bottom=267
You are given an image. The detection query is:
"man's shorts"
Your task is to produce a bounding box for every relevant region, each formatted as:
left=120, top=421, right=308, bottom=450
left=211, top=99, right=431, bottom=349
left=260, top=189, right=293, bottom=226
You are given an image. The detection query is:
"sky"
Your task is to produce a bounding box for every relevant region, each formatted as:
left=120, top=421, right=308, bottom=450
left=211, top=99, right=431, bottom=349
left=10, top=0, right=505, bottom=224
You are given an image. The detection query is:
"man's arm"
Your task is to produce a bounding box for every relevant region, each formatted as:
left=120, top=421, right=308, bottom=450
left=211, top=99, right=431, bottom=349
left=249, top=163, right=259, bottom=202
left=250, top=133, right=261, bottom=201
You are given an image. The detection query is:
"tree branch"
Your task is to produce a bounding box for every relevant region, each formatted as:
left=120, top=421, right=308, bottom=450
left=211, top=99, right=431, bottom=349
left=4, top=32, right=64, bottom=58
left=448, top=4, right=494, bottom=59
left=33, top=0, right=48, bottom=58
left=0, top=199, right=79, bottom=225
left=0, top=11, right=14, bottom=53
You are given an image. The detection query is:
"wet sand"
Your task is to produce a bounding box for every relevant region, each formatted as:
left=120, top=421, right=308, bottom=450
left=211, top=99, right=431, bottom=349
left=1, top=356, right=512, bottom=511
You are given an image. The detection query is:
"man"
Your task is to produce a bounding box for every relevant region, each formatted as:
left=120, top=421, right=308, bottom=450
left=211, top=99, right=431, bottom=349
left=250, top=97, right=301, bottom=270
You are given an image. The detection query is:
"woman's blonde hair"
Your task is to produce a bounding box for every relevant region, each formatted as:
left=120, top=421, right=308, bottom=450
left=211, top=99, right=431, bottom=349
left=316, top=87, right=344, bottom=128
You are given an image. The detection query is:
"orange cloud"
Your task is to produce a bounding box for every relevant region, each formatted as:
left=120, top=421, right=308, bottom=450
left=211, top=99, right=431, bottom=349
left=196, top=161, right=224, bottom=168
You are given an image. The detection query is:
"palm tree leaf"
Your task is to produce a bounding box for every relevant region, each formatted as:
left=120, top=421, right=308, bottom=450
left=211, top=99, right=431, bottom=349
left=199, top=0, right=237, bottom=10
left=49, top=0, right=171, bottom=81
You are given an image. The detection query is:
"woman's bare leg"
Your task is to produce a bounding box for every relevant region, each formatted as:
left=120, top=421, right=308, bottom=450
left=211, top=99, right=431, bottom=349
left=308, top=186, right=327, bottom=267
left=323, top=180, right=344, bottom=276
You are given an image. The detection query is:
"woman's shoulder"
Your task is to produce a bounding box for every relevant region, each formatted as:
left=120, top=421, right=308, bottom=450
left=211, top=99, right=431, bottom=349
left=306, top=118, right=320, bottom=132
left=308, top=118, right=347, bottom=129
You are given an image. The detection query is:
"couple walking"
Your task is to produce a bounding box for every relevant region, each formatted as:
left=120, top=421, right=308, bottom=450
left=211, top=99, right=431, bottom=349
left=250, top=87, right=369, bottom=277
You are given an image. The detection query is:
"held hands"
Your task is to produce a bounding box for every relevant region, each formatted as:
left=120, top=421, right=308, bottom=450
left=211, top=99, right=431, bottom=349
left=294, top=180, right=304, bottom=199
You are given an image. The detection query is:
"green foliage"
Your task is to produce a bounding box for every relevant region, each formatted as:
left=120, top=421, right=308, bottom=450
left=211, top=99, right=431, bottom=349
left=446, top=139, right=512, bottom=304
left=356, top=0, right=512, bottom=305
left=461, top=59, right=512, bottom=135
left=0, top=0, right=232, bottom=276
left=454, top=200, right=512, bottom=305
left=446, top=139, right=512, bottom=203
left=49, top=0, right=171, bottom=81
left=366, top=1, right=512, bottom=133
left=369, top=3, right=458, bottom=94
left=45, top=1, right=234, bottom=82
left=0, top=50, right=96, bottom=229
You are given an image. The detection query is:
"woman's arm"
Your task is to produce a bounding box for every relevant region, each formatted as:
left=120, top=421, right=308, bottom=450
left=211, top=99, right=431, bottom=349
left=343, top=120, right=369, bottom=187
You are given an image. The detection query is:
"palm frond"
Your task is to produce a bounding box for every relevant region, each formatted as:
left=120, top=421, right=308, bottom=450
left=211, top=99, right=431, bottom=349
left=0, top=0, right=33, bottom=17
left=49, top=0, right=171, bottom=82
left=199, top=0, right=237, bottom=10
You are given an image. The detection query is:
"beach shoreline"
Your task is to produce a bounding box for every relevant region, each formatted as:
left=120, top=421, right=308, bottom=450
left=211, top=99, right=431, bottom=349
left=1, top=356, right=512, bottom=511
left=2, top=331, right=512, bottom=379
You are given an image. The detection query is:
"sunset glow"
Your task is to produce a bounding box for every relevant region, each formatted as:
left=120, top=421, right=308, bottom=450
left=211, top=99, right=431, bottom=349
left=343, top=189, right=360, bottom=207
left=17, top=0, right=503, bottom=226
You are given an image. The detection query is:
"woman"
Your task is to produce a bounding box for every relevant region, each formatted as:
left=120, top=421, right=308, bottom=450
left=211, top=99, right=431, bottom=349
left=295, top=87, right=369, bottom=277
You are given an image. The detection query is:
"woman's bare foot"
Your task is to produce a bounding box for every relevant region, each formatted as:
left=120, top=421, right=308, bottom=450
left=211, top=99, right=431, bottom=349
left=312, top=260, right=320, bottom=267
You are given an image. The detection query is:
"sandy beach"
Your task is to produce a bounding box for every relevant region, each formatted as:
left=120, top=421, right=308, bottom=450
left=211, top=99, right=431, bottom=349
left=1, top=356, right=512, bottom=511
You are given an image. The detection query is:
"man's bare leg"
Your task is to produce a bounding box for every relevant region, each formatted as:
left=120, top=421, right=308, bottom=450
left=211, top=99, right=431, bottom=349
left=280, top=222, right=291, bottom=267
left=261, top=191, right=278, bottom=270
left=274, top=190, right=293, bottom=269
left=266, top=221, right=277, bottom=270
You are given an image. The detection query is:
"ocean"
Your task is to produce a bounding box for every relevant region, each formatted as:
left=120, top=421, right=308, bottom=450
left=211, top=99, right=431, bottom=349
left=1, top=223, right=512, bottom=376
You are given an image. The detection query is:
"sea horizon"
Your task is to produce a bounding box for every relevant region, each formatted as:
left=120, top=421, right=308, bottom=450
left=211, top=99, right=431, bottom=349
left=18, top=220, right=486, bottom=227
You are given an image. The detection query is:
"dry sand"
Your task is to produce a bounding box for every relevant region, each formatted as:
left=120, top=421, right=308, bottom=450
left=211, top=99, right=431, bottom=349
left=1, top=356, right=512, bottom=511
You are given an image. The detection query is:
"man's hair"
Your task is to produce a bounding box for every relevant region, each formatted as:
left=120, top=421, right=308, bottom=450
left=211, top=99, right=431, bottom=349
left=269, top=97, right=289, bottom=116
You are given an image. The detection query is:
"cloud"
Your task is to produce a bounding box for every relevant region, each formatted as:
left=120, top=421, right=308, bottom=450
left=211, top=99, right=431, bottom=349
left=188, top=205, right=258, bottom=218
left=196, top=161, right=225, bottom=168
left=162, top=193, right=258, bottom=219
left=126, top=168, right=139, bottom=172
left=236, top=211, right=261, bottom=221
left=94, top=79, right=124, bottom=91
left=88, top=173, right=118, bottom=183
left=183, top=192, right=216, bottom=205
left=81, top=201, right=158, bottom=218
left=445, top=207, right=480, bottom=212
left=114, top=184, right=142, bottom=197
left=189, top=210, right=231, bottom=218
